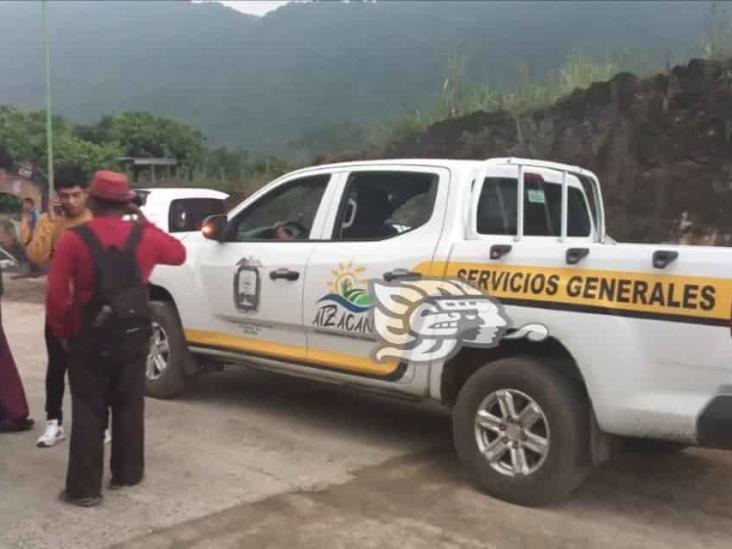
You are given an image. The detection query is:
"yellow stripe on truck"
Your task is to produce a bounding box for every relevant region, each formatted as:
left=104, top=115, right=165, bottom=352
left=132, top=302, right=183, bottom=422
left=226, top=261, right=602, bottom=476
left=186, top=260, right=730, bottom=378
left=185, top=329, right=401, bottom=376
left=431, top=261, right=731, bottom=324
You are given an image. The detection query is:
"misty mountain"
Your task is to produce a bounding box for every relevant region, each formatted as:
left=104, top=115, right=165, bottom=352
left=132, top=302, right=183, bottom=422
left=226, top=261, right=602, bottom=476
left=0, top=0, right=715, bottom=153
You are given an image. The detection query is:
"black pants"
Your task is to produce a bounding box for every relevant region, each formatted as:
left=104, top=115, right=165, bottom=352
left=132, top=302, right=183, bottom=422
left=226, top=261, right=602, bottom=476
left=44, top=324, right=67, bottom=424
left=65, top=346, right=146, bottom=499
left=45, top=324, right=110, bottom=429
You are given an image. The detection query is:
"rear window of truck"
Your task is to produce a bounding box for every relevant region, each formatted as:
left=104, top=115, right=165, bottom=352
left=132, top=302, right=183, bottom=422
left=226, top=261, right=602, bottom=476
left=476, top=177, right=591, bottom=237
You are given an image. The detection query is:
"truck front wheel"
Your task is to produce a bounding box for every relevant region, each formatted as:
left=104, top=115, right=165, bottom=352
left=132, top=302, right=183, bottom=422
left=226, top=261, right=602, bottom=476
left=452, top=356, right=591, bottom=506
left=145, top=301, right=189, bottom=400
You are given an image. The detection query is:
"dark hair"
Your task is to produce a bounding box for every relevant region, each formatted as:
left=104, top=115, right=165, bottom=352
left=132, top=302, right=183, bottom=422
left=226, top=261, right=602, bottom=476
left=55, top=165, right=89, bottom=190
left=23, top=197, right=34, bottom=206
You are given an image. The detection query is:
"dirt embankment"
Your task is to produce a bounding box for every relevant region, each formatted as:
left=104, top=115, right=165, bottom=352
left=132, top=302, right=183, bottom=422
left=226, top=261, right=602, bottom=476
left=331, top=58, right=732, bottom=245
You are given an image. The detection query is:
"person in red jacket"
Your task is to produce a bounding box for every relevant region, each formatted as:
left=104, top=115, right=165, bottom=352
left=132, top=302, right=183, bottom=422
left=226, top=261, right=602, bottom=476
left=47, top=170, right=186, bottom=506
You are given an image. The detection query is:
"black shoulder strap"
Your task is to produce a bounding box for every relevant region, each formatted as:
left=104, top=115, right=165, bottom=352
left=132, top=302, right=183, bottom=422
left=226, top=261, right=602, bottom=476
left=73, top=224, right=105, bottom=263
left=124, top=223, right=144, bottom=254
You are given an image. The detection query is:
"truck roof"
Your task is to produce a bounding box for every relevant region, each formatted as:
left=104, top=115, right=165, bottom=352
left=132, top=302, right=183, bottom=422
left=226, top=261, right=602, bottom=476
left=133, top=187, right=230, bottom=199
left=289, top=157, right=598, bottom=182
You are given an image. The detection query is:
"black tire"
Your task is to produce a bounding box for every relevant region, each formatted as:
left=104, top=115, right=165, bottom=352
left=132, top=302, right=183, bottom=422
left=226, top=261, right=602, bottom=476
left=145, top=300, right=189, bottom=400
left=452, top=356, right=591, bottom=507
left=623, top=438, right=688, bottom=454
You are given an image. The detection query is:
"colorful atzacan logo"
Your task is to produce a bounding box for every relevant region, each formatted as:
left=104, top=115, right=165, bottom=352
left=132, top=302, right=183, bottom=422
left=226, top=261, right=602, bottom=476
left=317, top=261, right=373, bottom=313
left=313, top=261, right=374, bottom=336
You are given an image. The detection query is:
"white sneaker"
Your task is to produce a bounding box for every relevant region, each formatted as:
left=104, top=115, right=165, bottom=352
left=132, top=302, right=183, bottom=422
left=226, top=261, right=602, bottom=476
left=104, top=429, right=112, bottom=445
left=36, top=420, right=66, bottom=448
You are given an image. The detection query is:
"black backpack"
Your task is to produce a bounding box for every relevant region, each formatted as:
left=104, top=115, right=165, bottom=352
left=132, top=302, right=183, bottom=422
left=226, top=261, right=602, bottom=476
left=74, top=223, right=152, bottom=360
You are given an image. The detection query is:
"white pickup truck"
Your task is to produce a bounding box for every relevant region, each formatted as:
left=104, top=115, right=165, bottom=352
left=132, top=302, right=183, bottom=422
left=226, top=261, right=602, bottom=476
left=146, top=158, right=732, bottom=506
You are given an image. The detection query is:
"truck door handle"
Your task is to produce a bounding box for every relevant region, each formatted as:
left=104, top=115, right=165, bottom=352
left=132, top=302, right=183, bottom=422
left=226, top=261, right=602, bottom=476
left=383, top=269, right=422, bottom=282
left=566, top=247, right=589, bottom=265
left=490, top=244, right=512, bottom=260
left=269, top=268, right=300, bottom=281
left=652, top=250, right=678, bottom=269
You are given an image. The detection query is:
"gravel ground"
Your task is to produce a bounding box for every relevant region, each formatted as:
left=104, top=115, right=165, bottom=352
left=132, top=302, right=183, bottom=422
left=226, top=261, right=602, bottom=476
left=3, top=277, right=732, bottom=549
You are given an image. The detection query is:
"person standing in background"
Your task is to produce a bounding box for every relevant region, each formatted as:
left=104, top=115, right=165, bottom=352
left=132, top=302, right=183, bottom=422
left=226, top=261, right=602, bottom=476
left=13, top=197, right=43, bottom=279
left=0, top=260, right=34, bottom=433
left=20, top=197, right=40, bottom=246
left=24, top=165, right=111, bottom=448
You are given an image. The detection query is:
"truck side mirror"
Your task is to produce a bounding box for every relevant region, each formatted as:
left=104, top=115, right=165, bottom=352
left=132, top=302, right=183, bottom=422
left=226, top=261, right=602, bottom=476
left=202, top=214, right=227, bottom=242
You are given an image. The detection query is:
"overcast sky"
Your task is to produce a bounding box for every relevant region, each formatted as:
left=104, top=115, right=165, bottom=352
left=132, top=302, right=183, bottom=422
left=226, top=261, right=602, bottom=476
left=205, top=1, right=291, bottom=16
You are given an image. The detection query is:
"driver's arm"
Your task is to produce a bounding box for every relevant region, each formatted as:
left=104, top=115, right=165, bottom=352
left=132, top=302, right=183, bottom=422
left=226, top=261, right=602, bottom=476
left=273, top=221, right=291, bottom=241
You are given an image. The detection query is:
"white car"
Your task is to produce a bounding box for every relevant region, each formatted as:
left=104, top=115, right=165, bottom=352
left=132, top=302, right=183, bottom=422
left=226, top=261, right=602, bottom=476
left=132, top=187, right=229, bottom=235
left=146, top=158, right=732, bottom=506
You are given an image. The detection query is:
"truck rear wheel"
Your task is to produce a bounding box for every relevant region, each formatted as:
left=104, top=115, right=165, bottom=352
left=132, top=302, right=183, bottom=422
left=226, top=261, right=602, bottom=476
left=452, top=356, right=591, bottom=506
left=145, top=301, right=189, bottom=400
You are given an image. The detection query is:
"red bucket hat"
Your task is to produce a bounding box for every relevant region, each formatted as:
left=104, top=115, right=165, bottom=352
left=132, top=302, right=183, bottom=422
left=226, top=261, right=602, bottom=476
left=89, top=170, right=135, bottom=203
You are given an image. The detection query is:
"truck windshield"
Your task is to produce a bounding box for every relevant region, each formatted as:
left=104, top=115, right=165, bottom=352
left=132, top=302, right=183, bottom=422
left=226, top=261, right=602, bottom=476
left=477, top=177, right=591, bottom=237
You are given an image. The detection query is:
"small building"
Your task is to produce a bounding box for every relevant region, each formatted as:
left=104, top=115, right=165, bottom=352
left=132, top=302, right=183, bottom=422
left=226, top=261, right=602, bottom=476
left=118, top=157, right=179, bottom=185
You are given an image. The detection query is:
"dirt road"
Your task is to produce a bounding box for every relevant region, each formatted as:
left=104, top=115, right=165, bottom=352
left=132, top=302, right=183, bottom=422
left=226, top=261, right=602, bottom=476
left=2, top=278, right=732, bottom=548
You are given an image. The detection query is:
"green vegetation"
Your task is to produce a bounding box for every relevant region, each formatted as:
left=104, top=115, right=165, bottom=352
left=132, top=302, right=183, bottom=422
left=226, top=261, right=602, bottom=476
left=0, top=32, right=719, bottom=198
left=75, top=112, right=207, bottom=171
left=365, top=0, right=732, bottom=152
left=702, top=1, right=732, bottom=60
left=0, top=0, right=730, bottom=197
left=0, top=105, right=121, bottom=175
left=0, top=1, right=715, bottom=154
left=0, top=105, right=295, bottom=196
left=193, top=153, right=295, bottom=196
left=365, top=48, right=642, bottom=150
left=285, top=45, right=648, bottom=159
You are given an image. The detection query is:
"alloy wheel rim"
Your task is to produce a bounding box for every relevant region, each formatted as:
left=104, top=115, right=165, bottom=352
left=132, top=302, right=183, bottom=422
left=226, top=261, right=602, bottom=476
left=146, top=321, right=170, bottom=381
left=474, top=388, right=550, bottom=477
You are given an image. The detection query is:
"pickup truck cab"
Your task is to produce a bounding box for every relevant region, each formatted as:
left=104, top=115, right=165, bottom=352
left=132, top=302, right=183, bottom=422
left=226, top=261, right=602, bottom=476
left=147, top=158, right=732, bottom=506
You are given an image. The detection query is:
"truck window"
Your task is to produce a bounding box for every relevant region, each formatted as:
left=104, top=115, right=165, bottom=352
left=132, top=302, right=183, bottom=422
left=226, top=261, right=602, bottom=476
left=168, top=198, right=225, bottom=233
left=477, top=177, right=591, bottom=237
left=476, top=178, right=518, bottom=235
left=333, top=171, right=438, bottom=240
left=228, top=174, right=329, bottom=241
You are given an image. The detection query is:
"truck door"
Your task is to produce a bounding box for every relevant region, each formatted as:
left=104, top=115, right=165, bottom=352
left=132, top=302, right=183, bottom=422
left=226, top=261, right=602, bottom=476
left=187, top=172, right=338, bottom=361
left=303, top=166, right=451, bottom=379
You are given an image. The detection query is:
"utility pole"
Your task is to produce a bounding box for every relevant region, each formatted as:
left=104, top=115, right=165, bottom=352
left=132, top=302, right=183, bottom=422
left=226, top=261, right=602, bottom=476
left=42, top=0, right=54, bottom=197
